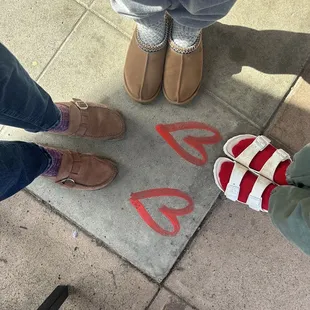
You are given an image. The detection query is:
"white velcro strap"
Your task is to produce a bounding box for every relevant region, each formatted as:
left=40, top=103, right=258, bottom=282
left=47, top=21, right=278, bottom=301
left=225, top=163, right=248, bottom=201
left=259, top=149, right=291, bottom=180
left=246, top=176, right=271, bottom=212
left=235, top=136, right=271, bottom=168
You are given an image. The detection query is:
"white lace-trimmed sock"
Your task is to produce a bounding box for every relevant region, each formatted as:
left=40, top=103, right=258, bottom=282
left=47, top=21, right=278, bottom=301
left=137, top=18, right=166, bottom=46
left=172, top=21, right=201, bottom=48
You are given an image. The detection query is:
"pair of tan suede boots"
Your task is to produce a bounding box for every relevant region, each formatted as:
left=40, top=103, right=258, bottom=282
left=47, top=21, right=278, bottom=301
left=124, top=18, right=203, bottom=105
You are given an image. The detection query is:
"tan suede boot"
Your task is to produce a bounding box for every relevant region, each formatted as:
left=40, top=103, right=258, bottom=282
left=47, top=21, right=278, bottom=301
left=124, top=24, right=169, bottom=103
left=163, top=32, right=203, bottom=105
left=44, top=148, right=118, bottom=190
left=54, top=98, right=125, bottom=140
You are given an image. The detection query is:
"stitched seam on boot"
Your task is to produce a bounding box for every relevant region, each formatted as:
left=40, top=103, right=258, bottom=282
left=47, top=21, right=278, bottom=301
left=55, top=151, right=73, bottom=183
left=139, top=54, right=149, bottom=100
left=177, top=55, right=184, bottom=103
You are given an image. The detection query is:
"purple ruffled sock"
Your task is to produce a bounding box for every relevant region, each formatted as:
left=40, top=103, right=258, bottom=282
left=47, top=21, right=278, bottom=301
left=42, top=148, right=63, bottom=177
left=50, top=104, right=70, bottom=132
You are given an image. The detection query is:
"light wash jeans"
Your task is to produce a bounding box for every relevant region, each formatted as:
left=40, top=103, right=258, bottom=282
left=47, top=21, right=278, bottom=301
left=269, top=144, right=310, bottom=256
left=111, top=0, right=237, bottom=29
left=0, top=43, right=60, bottom=201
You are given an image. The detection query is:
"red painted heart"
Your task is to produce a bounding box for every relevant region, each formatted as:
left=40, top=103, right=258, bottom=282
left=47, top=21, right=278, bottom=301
left=130, top=188, right=194, bottom=236
left=156, top=121, right=222, bottom=166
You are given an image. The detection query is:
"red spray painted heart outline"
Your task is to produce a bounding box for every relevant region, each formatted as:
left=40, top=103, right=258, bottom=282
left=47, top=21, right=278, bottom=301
left=130, top=188, right=194, bottom=236
left=156, top=122, right=222, bottom=166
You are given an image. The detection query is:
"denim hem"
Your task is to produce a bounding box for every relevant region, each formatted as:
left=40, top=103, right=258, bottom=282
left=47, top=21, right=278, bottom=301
left=135, top=11, right=166, bottom=25
left=39, top=146, right=53, bottom=174
left=42, top=106, right=62, bottom=132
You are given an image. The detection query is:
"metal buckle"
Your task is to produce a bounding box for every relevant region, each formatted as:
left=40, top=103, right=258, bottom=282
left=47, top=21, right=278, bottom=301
left=225, top=184, right=240, bottom=201
left=60, top=178, right=75, bottom=185
left=72, top=98, right=88, bottom=110
left=247, top=195, right=262, bottom=212
left=254, top=136, right=271, bottom=151
left=276, top=149, right=290, bottom=161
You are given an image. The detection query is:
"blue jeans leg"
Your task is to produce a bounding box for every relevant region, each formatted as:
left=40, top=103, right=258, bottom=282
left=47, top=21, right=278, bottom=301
left=0, top=142, right=51, bottom=201
left=110, top=0, right=237, bottom=29
left=0, top=43, right=60, bottom=201
left=172, top=0, right=237, bottom=29
left=0, top=43, right=61, bottom=131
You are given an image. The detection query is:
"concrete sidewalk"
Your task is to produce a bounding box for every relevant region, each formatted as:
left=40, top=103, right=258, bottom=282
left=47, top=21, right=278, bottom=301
left=1, top=0, right=310, bottom=309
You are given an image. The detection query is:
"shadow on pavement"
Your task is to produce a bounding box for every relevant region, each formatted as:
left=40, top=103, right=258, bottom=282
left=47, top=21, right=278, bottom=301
left=204, top=23, right=310, bottom=83
left=198, top=23, right=310, bottom=128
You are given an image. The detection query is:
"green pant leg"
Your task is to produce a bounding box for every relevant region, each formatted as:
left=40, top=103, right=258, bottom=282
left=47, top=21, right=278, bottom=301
left=287, top=143, right=310, bottom=187
left=269, top=186, right=310, bottom=255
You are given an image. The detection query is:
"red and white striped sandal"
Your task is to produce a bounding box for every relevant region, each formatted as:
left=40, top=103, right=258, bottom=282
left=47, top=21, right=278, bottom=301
left=213, top=157, right=277, bottom=212
left=223, top=135, right=291, bottom=185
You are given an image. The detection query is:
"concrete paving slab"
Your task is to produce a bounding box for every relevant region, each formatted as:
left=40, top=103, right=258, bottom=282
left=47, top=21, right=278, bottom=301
left=91, top=0, right=135, bottom=38
left=204, top=0, right=310, bottom=127
left=265, top=58, right=310, bottom=153
left=149, top=289, right=194, bottom=310
left=165, top=197, right=310, bottom=310
left=0, top=191, right=157, bottom=310
left=75, top=0, right=93, bottom=7
left=0, top=0, right=85, bottom=79
left=0, top=12, right=258, bottom=281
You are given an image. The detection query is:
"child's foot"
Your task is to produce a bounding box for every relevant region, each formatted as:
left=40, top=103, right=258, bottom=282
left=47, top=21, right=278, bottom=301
left=49, top=98, right=125, bottom=140
left=214, top=157, right=277, bottom=212
left=163, top=20, right=203, bottom=105
left=223, top=135, right=291, bottom=185
left=124, top=17, right=169, bottom=103
left=42, top=147, right=118, bottom=190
